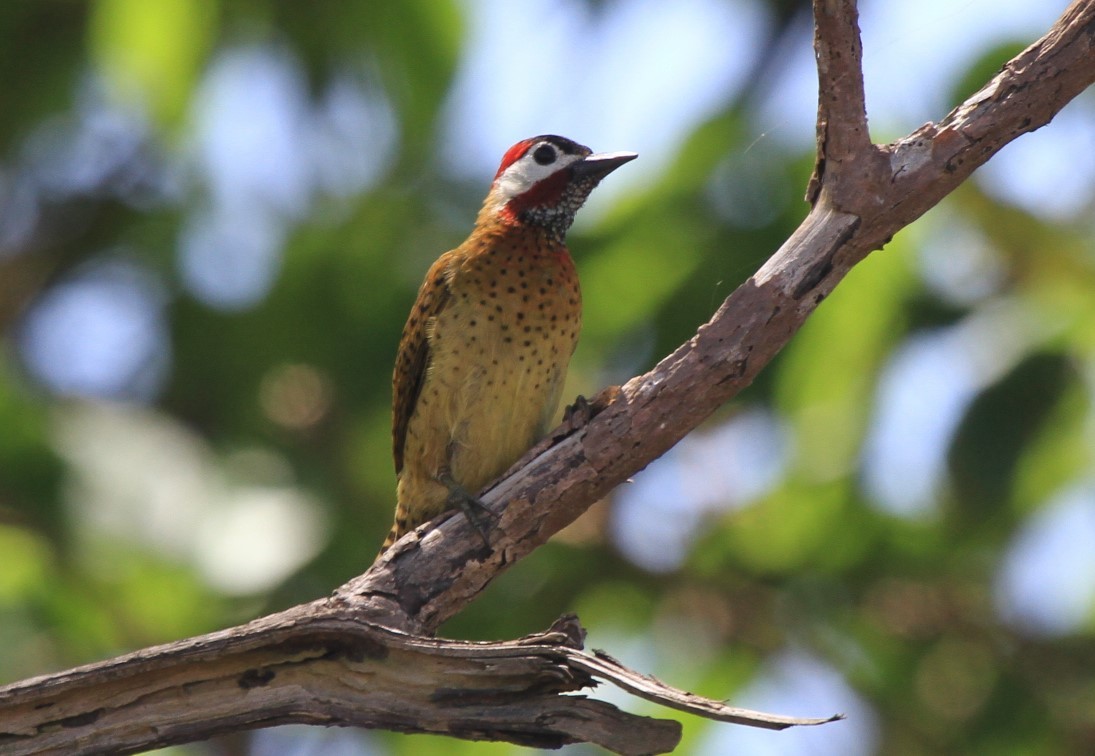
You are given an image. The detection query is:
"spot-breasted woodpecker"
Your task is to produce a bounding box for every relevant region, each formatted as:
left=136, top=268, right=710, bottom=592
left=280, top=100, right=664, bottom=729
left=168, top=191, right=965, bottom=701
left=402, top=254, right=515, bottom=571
left=380, top=135, right=636, bottom=554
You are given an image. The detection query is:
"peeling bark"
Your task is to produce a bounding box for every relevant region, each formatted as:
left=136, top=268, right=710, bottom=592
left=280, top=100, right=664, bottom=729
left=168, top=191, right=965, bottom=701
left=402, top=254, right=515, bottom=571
left=0, top=614, right=835, bottom=756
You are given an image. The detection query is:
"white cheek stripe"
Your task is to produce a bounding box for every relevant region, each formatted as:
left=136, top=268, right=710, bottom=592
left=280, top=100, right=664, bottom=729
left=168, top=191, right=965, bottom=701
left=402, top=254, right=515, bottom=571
left=494, top=152, right=583, bottom=202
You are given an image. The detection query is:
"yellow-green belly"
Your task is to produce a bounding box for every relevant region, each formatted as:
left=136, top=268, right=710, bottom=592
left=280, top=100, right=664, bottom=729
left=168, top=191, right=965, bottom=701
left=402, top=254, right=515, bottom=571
left=395, top=244, right=581, bottom=531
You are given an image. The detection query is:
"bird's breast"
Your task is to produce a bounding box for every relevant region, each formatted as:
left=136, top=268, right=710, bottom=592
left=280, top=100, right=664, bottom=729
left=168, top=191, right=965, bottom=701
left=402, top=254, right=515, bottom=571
left=426, top=240, right=581, bottom=488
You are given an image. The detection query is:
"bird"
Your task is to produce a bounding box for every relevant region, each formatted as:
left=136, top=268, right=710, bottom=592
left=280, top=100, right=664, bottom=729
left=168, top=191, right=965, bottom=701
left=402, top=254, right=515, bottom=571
left=379, top=135, right=637, bottom=554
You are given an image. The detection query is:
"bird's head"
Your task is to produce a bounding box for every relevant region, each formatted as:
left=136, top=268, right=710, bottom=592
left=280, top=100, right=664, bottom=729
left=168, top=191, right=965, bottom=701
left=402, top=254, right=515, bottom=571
left=480, top=135, right=637, bottom=241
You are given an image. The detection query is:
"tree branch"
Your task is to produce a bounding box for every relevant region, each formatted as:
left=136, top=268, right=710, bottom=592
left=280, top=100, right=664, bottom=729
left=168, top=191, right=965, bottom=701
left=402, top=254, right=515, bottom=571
left=342, top=0, right=1095, bottom=636
left=0, top=612, right=836, bottom=756
left=808, top=0, right=876, bottom=202
left=3, top=1, right=1094, bottom=753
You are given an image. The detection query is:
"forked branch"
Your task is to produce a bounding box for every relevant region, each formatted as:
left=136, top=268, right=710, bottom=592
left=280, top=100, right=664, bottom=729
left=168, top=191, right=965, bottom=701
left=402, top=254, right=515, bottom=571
left=0, top=613, right=836, bottom=755
left=348, top=0, right=1095, bottom=636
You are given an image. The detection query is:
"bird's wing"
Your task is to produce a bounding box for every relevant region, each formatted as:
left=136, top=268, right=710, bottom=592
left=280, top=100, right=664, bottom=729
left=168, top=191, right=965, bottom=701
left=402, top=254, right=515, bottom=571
left=392, top=254, right=454, bottom=474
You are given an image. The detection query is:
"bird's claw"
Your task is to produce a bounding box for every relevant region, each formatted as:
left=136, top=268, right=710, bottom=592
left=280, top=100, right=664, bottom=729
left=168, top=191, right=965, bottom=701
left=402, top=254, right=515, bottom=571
left=439, top=471, right=495, bottom=547
left=563, top=385, right=621, bottom=428
left=563, top=394, right=591, bottom=425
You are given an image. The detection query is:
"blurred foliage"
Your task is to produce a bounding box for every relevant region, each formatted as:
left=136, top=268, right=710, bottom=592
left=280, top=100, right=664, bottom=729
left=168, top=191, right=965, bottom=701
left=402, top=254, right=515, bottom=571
left=1, top=1, right=1095, bottom=755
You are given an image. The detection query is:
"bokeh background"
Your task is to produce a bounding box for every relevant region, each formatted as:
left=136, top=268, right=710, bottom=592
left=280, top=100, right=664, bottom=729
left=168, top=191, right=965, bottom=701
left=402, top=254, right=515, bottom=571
left=2, top=0, right=1095, bottom=753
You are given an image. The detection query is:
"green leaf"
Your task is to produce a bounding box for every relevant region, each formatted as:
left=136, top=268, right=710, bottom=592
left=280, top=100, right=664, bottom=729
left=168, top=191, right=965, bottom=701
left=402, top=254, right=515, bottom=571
left=774, top=233, right=916, bottom=477
left=89, top=0, right=217, bottom=125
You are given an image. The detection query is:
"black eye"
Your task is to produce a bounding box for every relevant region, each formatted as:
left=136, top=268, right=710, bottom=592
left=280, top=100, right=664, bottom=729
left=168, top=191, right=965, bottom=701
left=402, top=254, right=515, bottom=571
left=532, top=144, right=557, bottom=165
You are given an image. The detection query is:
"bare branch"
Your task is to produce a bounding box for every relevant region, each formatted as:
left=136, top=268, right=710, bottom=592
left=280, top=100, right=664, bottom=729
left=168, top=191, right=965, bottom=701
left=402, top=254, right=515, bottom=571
left=881, top=0, right=1095, bottom=228
left=0, top=612, right=834, bottom=756
left=569, top=649, right=843, bottom=730
left=808, top=0, right=877, bottom=201
left=342, top=0, right=1095, bottom=636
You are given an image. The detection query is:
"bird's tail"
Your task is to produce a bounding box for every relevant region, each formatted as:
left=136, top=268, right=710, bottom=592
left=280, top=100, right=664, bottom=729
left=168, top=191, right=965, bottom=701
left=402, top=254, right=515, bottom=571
left=375, top=503, right=412, bottom=559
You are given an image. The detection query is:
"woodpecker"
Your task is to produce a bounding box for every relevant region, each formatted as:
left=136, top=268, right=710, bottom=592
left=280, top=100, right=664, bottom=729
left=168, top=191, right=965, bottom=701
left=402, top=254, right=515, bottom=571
left=380, top=135, right=636, bottom=554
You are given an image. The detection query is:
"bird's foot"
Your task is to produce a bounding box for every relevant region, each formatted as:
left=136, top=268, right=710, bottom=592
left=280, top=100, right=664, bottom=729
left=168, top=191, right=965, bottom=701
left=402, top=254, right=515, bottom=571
left=438, top=470, right=495, bottom=547
left=563, top=394, right=591, bottom=425
left=563, top=385, right=621, bottom=427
